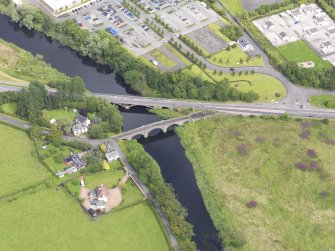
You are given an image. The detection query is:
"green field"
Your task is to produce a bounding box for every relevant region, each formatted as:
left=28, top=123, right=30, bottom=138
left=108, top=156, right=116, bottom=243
left=219, top=0, right=244, bottom=15
left=208, top=70, right=286, bottom=102
left=181, top=65, right=215, bottom=83
left=278, top=40, right=333, bottom=70
left=164, top=43, right=192, bottom=66
left=0, top=123, right=50, bottom=196
left=0, top=70, right=27, bottom=83
left=0, top=188, right=169, bottom=251
left=0, top=102, right=17, bottom=115
left=150, top=49, right=176, bottom=68
left=0, top=39, right=68, bottom=84
left=310, top=95, right=335, bottom=109
left=176, top=116, right=335, bottom=250
left=209, top=48, right=264, bottom=67
left=182, top=65, right=286, bottom=102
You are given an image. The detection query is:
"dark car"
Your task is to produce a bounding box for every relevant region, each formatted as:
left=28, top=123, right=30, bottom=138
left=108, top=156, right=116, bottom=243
left=88, top=208, right=97, bottom=217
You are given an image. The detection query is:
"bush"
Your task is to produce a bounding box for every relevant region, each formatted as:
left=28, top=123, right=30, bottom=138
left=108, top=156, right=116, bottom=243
left=300, top=130, right=310, bottom=139
left=245, top=201, right=257, bottom=208
left=307, top=149, right=317, bottom=158
left=237, top=144, right=248, bottom=155
left=53, top=152, right=64, bottom=163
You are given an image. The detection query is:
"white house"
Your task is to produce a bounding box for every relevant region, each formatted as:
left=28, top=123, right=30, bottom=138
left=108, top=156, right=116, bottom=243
left=321, top=41, right=332, bottom=54
left=72, top=115, right=91, bottom=136
left=326, top=27, right=335, bottom=38
left=96, top=185, right=108, bottom=203
left=105, top=142, right=120, bottom=162
left=279, top=31, right=289, bottom=41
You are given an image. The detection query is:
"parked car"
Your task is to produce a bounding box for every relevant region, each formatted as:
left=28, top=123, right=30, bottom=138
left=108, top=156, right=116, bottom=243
left=88, top=208, right=97, bottom=217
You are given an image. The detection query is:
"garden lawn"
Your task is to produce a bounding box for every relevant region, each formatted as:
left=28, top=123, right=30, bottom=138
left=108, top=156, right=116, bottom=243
left=1, top=102, right=17, bottom=115
left=310, top=95, right=335, bottom=109
left=0, top=39, right=68, bottom=84
left=0, top=188, right=170, bottom=251
left=150, top=49, right=176, bottom=68
left=47, top=109, right=77, bottom=121
left=278, top=40, right=333, bottom=70
left=176, top=116, right=335, bottom=250
left=0, top=123, right=50, bottom=196
left=85, top=169, right=125, bottom=189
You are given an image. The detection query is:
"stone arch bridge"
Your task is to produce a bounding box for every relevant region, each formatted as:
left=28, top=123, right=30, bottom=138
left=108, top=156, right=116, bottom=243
left=113, top=111, right=218, bottom=141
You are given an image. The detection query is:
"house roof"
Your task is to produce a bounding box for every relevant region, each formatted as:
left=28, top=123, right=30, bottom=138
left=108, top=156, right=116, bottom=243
left=308, top=27, right=318, bottom=34
left=279, top=31, right=288, bottom=38
left=328, top=28, right=335, bottom=34
left=106, top=150, right=119, bottom=160
left=106, top=142, right=115, bottom=153
left=265, top=21, right=274, bottom=27
left=96, top=185, right=108, bottom=198
left=65, top=153, right=86, bottom=169
left=321, top=41, right=331, bottom=47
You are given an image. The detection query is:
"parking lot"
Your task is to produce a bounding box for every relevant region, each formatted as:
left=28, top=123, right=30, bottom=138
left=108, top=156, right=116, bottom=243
left=253, top=4, right=335, bottom=65
left=60, top=0, right=220, bottom=56
left=187, top=26, right=227, bottom=54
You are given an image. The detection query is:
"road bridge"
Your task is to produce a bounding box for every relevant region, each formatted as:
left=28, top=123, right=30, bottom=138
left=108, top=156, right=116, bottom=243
left=113, top=111, right=218, bottom=140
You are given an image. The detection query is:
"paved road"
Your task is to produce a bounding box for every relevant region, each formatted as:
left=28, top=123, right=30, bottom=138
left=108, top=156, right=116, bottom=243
left=91, top=93, right=335, bottom=119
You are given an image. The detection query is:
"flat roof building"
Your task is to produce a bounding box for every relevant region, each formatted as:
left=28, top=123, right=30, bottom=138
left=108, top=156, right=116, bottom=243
left=39, top=0, right=84, bottom=15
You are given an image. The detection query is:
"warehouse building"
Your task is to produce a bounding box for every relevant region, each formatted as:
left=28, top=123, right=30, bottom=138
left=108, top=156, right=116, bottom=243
left=39, top=0, right=84, bottom=15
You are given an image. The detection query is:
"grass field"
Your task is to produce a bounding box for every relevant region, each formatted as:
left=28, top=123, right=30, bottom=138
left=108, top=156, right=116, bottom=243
left=182, top=65, right=286, bottom=102
left=150, top=49, right=176, bottom=68
left=310, top=95, right=335, bottom=109
left=0, top=123, right=50, bottom=196
left=0, top=102, right=17, bottom=115
left=164, top=43, right=192, bottom=66
left=209, top=48, right=264, bottom=67
left=0, top=39, right=68, bottom=84
left=0, top=70, right=27, bottom=83
left=176, top=116, right=335, bottom=250
left=181, top=65, right=215, bottom=83
left=278, top=40, right=333, bottom=70
left=47, top=109, right=77, bottom=121
left=219, top=0, right=244, bottom=15
left=208, top=70, right=286, bottom=102
left=0, top=188, right=170, bottom=251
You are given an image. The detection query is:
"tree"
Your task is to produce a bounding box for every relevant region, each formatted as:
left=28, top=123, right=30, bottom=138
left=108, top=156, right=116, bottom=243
left=100, top=144, right=106, bottom=153
left=29, top=125, right=43, bottom=139
left=88, top=124, right=105, bottom=139
left=57, top=117, right=72, bottom=134
left=102, top=160, right=110, bottom=171
left=49, top=125, right=62, bottom=146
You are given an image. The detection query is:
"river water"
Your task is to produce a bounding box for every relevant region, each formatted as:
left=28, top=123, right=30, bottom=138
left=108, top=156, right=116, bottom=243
left=0, top=14, right=221, bottom=251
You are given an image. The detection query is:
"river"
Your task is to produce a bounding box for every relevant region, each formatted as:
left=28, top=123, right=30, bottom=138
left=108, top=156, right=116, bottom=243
left=0, top=14, right=221, bottom=251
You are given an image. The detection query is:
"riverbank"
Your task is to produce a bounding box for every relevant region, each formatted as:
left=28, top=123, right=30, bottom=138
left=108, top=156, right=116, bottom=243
left=0, top=38, right=67, bottom=84
left=176, top=115, right=335, bottom=250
